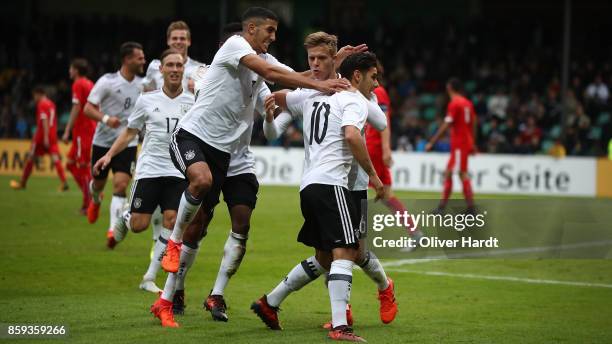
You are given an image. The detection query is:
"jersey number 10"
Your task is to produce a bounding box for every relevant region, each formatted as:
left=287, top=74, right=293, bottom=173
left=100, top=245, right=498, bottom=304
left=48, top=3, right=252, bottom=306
left=309, top=102, right=330, bottom=145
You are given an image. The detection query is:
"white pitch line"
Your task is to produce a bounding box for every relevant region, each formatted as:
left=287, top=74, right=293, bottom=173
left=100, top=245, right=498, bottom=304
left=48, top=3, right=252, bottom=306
left=381, top=240, right=612, bottom=267
left=386, top=269, right=612, bottom=289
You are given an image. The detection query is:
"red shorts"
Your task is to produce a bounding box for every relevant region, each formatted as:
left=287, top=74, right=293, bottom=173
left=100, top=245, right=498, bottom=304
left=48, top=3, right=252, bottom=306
left=31, top=140, right=60, bottom=156
left=446, top=146, right=471, bottom=173
left=67, top=133, right=93, bottom=166
left=369, top=150, right=392, bottom=186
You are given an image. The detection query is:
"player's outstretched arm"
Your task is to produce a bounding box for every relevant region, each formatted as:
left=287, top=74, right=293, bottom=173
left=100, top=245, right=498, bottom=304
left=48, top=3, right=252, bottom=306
left=426, top=121, right=450, bottom=152
left=92, top=128, right=139, bottom=175
left=240, top=54, right=350, bottom=93
left=271, top=90, right=291, bottom=110
left=62, top=103, right=80, bottom=143
left=345, top=125, right=384, bottom=200
left=84, top=102, right=121, bottom=128
left=335, top=44, right=368, bottom=72
left=366, top=100, right=387, bottom=131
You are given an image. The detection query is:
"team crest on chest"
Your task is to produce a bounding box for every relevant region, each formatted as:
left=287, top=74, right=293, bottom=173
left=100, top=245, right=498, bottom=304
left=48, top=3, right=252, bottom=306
left=180, top=104, right=191, bottom=114
left=185, top=150, right=195, bottom=161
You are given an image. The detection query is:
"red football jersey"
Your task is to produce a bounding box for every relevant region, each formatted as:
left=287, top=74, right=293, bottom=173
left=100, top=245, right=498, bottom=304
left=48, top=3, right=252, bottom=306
left=71, top=77, right=95, bottom=135
left=444, top=95, right=475, bottom=148
left=35, top=97, right=57, bottom=143
left=365, top=86, right=391, bottom=149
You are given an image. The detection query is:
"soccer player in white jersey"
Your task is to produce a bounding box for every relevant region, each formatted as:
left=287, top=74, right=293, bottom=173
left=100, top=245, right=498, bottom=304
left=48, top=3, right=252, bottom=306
left=163, top=22, right=287, bottom=320
left=84, top=42, right=145, bottom=249
left=143, top=20, right=205, bottom=93
left=260, top=32, right=398, bottom=332
left=253, top=52, right=383, bottom=342
left=92, top=50, right=193, bottom=294
left=158, top=7, right=348, bottom=277
left=139, top=20, right=207, bottom=293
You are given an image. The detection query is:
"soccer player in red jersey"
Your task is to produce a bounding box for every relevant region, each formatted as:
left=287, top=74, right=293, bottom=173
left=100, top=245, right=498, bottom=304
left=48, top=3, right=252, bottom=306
left=62, top=58, right=96, bottom=214
left=10, top=86, right=68, bottom=191
left=365, top=64, right=420, bottom=237
left=426, top=78, right=477, bottom=213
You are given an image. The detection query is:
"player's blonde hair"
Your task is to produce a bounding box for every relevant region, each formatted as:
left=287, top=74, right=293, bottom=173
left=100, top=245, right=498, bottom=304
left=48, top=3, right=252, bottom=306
left=167, top=20, right=191, bottom=39
left=304, top=31, right=338, bottom=56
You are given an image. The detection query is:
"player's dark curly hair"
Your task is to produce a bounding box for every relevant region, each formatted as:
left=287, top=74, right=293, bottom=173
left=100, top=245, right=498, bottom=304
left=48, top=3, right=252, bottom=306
left=241, top=7, right=278, bottom=23
left=338, top=52, right=378, bottom=81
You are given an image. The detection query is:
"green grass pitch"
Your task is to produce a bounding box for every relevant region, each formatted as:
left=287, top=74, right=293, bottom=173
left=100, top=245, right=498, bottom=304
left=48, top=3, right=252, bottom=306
left=1, top=175, right=611, bottom=343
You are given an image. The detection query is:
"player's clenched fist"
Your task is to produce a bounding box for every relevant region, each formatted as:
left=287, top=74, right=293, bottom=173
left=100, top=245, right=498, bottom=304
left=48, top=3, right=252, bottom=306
left=264, top=94, right=276, bottom=122
left=93, top=154, right=112, bottom=176
left=105, top=115, right=121, bottom=128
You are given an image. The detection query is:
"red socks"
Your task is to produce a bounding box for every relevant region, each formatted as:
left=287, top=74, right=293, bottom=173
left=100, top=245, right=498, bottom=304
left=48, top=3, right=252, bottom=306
left=54, top=160, right=67, bottom=184
left=67, top=162, right=83, bottom=188
left=67, top=162, right=92, bottom=208
left=21, top=160, right=34, bottom=186
left=462, top=178, right=474, bottom=208
left=440, top=177, right=453, bottom=208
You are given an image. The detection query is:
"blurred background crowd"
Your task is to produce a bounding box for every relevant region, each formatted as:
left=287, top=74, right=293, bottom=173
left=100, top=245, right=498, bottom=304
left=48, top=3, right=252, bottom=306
left=1, top=0, right=611, bottom=157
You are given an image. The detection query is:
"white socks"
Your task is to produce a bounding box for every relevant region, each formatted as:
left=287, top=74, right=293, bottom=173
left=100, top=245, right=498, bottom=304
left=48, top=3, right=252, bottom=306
left=359, top=251, right=389, bottom=291
left=329, top=259, right=354, bottom=328
left=89, top=180, right=102, bottom=204
left=175, top=242, right=199, bottom=291
left=109, top=195, right=125, bottom=233
left=151, top=207, right=163, bottom=241
left=169, top=190, right=201, bottom=243
left=160, top=240, right=199, bottom=301
left=143, top=227, right=172, bottom=282
left=161, top=272, right=177, bottom=302
left=211, top=231, right=248, bottom=296
left=267, top=256, right=325, bottom=307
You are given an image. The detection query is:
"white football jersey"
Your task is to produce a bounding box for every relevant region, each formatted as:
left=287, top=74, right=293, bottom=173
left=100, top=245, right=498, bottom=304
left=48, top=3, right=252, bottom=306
left=189, top=48, right=292, bottom=176
left=226, top=53, right=293, bottom=176
left=226, top=83, right=270, bottom=176
left=179, top=35, right=262, bottom=154
left=127, top=90, right=194, bottom=180
left=348, top=94, right=384, bottom=191
left=88, top=72, right=144, bottom=147
left=143, top=56, right=206, bottom=92
left=286, top=89, right=368, bottom=190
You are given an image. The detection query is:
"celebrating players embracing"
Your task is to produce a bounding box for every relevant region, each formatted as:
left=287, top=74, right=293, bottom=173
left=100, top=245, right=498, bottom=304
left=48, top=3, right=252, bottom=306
left=149, top=7, right=349, bottom=328
left=253, top=52, right=383, bottom=342
left=262, top=32, right=398, bottom=331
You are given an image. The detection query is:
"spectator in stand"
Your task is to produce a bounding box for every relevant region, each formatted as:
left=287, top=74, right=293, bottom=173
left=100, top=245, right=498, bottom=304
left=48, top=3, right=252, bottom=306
left=487, top=87, right=509, bottom=119
left=485, top=117, right=506, bottom=153
left=548, top=139, right=566, bottom=159
left=585, top=74, right=609, bottom=105
left=519, top=116, right=542, bottom=153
